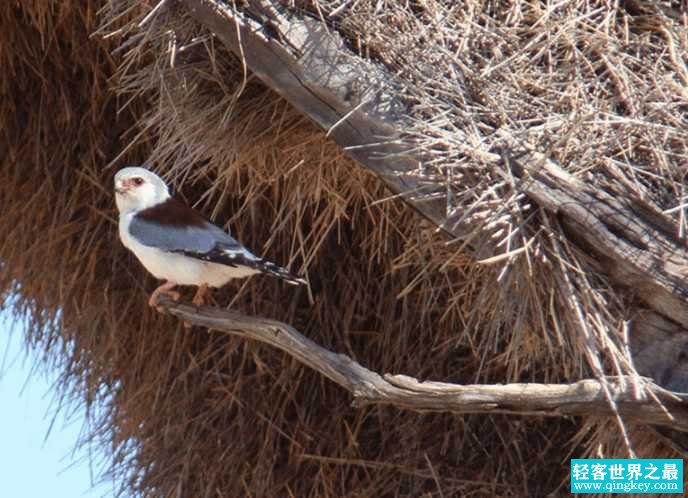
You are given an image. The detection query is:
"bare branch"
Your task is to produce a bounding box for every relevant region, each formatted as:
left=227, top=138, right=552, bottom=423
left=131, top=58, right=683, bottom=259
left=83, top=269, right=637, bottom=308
left=159, top=297, right=688, bottom=431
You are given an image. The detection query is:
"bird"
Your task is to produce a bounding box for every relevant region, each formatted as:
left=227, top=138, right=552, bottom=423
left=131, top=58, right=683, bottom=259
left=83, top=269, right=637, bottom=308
left=114, top=166, right=306, bottom=310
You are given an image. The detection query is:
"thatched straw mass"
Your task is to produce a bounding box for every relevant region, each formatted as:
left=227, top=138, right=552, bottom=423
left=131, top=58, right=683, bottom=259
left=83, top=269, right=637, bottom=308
left=2, top=0, right=687, bottom=496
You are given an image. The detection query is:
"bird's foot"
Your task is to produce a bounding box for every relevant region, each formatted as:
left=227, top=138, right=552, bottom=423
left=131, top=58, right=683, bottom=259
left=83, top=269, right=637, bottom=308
left=192, top=284, right=209, bottom=307
left=153, top=291, right=180, bottom=313
left=149, top=282, right=180, bottom=312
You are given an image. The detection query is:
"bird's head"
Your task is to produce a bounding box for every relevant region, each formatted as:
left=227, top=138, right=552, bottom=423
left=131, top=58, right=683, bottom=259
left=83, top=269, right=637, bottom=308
left=114, top=167, right=170, bottom=214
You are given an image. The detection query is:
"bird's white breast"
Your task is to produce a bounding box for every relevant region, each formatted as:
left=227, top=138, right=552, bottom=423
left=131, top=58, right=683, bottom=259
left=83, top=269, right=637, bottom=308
left=119, top=212, right=258, bottom=287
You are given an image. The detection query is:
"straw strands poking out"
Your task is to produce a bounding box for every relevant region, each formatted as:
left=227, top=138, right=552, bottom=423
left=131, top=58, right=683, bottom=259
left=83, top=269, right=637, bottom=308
left=2, top=0, right=688, bottom=496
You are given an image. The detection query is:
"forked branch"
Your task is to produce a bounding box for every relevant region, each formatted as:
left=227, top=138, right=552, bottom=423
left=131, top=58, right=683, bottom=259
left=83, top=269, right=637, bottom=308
left=158, top=298, right=688, bottom=431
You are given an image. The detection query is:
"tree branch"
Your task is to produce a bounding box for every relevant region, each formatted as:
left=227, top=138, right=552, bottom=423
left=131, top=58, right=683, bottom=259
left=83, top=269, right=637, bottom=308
left=159, top=297, right=688, bottom=431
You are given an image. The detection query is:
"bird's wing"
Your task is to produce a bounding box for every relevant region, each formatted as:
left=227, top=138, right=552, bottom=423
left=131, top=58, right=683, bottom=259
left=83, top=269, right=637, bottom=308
left=129, top=202, right=259, bottom=267
left=128, top=198, right=306, bottom=284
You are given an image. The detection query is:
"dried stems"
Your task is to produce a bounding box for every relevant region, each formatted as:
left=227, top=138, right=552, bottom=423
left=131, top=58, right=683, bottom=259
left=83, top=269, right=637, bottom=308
left=2, top=0, right=687, bottom=496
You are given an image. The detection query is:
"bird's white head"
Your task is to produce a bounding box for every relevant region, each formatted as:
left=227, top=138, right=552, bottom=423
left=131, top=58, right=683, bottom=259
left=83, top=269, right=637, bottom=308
left=114, top=167, right=170, bottom=214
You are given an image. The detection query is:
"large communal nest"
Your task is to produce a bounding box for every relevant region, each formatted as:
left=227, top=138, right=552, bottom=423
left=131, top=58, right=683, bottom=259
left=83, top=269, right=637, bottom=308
left=2, top=0, right=687, bottom=496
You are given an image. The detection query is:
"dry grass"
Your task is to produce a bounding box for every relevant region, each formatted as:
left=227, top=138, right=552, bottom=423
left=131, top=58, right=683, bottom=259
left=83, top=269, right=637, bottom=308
left=1, top=0, right=687, bottom=496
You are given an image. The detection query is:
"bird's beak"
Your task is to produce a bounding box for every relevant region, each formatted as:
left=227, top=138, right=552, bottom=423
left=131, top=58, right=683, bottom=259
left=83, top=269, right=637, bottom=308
left=115, top=180, right=129, bottom=195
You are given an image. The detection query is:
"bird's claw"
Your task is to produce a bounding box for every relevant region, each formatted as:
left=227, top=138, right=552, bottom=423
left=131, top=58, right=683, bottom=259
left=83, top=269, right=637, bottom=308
left=192, top=284, right=209, bottom=308
left=149, top=288, right=181, bottom=312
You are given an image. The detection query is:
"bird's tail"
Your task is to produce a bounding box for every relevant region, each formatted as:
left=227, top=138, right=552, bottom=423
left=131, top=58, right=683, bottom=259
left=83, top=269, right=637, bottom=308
left=256, top=259, right=306, bottom=285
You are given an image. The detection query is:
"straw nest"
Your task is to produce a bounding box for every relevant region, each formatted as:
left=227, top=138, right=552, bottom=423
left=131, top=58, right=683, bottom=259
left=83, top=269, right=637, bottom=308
left=2, top=0, right=687, bottom=496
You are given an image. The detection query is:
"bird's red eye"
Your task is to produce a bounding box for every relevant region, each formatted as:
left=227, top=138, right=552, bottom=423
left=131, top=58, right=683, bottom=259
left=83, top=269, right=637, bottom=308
left=132, top=177, right=144, bottom=186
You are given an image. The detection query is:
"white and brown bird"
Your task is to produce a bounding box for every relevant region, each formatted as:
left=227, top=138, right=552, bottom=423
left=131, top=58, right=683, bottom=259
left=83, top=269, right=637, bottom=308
left=114, top=166, right=305, bottom=309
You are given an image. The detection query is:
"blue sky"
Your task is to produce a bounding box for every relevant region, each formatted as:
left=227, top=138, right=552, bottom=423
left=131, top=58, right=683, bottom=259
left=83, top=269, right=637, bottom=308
left=0, top=310, right=114, bottom=498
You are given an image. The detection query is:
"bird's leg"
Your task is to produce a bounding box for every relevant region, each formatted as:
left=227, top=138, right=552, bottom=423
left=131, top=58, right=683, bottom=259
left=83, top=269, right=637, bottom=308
left=192, top=283, right=209, bottom=307
left=149, top=281, right=180, bottom=311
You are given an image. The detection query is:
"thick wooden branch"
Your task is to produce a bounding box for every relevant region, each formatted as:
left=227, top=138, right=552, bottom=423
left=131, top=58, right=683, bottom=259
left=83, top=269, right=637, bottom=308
left=159, top=297, right=688, bottom=431
left=181, top=0, right=449, bottom=230
left=501, top=144, right=688, bottom=327
left=179, top=0, right=688, bottom=389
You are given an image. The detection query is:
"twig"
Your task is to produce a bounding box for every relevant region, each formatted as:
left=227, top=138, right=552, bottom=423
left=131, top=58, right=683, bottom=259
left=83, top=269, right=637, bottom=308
left=158, top=297, right=688, bottom=430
